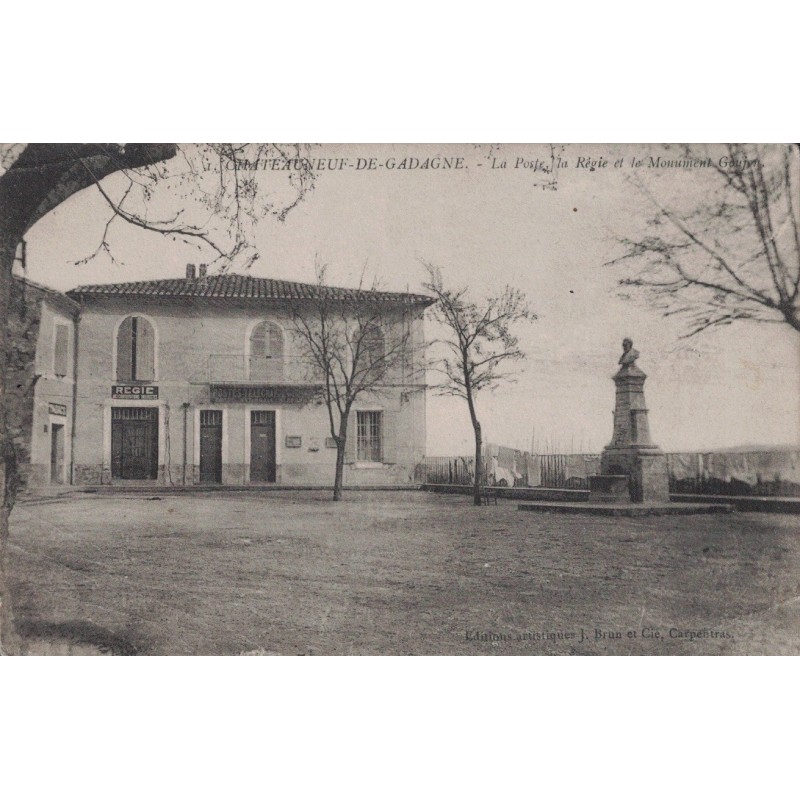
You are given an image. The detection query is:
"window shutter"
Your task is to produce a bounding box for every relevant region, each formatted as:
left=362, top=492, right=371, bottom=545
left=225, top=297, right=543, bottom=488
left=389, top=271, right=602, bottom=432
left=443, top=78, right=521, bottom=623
left=250, top=323, right=266, bottom=358
left=136, top=317, right=155, bottom=381
left=54, top=324, right=69, bottom=377
left=268, top=323, right=283, bottom=359
left=268, top=323, right=284, bottom=381
left=250, top=323, right=266, bottom=380
left=363, top=324, right=385, bottom=378
left=250, top=322, right=285, bottom=381
left=116, top=317, right=134, bottom=380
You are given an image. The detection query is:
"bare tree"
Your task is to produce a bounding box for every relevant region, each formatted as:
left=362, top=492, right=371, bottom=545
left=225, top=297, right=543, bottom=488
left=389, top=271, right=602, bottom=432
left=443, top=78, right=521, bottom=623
left=422, top=263, right=536, bottom=506
left=0, top=143, right=314, bottom=653
left=288, top=263, right=424, bottom=501
left=613, top=144, right=800, bottom=337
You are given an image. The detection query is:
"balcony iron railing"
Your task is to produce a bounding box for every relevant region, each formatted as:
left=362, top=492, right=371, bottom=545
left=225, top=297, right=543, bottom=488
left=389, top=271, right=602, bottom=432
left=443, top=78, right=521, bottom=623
left=207, top=354, right=321, bottom=385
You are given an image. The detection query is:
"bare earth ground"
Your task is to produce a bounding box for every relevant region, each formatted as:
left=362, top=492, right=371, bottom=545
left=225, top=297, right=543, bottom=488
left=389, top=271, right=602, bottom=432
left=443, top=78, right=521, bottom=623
left=8, top=491, right=800, bottom=655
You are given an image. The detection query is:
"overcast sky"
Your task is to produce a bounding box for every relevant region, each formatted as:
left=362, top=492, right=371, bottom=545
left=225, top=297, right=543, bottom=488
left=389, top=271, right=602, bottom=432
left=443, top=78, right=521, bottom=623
left=20, top=143, right=800, bottom=455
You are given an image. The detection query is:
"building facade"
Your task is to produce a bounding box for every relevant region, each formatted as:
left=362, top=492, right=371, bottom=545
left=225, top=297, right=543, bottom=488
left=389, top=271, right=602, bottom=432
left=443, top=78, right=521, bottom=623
left=28, top=266, right=431, bottom=488
left=7, top=276, right=79, bottom=489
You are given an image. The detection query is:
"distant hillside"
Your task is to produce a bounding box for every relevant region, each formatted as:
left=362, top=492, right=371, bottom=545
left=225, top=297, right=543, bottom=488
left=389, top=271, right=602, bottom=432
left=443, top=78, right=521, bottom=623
left=703, top=444, right=800, bottom=454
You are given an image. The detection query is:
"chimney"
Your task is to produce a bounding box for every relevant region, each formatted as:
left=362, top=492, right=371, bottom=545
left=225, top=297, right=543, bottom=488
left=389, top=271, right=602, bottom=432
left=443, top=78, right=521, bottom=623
left=186, top=263, right=196, bottom=280
left=199, top=264, right=208, bottom=278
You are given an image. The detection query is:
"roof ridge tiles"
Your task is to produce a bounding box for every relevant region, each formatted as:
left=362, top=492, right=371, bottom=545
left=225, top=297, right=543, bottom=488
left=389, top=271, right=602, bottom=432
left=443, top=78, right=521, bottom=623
left=65, top=271, right=434, bottom=305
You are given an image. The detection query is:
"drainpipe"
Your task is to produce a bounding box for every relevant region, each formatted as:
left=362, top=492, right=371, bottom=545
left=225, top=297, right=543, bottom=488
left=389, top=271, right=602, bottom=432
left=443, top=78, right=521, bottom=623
left=68, top=311, right=79, bottom=485
left=181, top=402, right=190, bottom=485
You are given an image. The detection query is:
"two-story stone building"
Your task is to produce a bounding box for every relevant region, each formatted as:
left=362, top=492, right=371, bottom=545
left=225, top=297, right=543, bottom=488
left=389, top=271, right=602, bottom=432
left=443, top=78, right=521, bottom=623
left=7, top=276, right=79, bottom=489
left=51, top=265, right=432, bottom=487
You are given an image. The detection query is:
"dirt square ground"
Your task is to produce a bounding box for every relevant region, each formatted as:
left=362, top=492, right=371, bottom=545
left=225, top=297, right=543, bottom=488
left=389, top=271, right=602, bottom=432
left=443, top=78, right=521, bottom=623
left=7, top=490, right=800, bottom=655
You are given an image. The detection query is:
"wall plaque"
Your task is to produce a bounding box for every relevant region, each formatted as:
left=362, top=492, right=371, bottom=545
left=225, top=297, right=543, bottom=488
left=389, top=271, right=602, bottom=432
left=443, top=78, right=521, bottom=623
left=48, top=402, right=67, bottom=416
left=112, top=385, right=159, bottom=399
left=209, top=384, right=321, bottom=404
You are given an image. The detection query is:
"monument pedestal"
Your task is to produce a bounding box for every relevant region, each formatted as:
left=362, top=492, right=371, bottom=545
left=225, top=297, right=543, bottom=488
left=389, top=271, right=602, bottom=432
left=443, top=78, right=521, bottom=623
left=599, top=448, right=669, bottom=503
left=590, top=343, right=670, bottom=505
left=588, top=474, right=629, bottom=503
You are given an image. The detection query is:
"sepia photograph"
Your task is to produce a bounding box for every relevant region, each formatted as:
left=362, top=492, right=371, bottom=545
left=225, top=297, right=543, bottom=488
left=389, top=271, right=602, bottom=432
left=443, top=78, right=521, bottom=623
left=1, top=143, right=798, bottom=657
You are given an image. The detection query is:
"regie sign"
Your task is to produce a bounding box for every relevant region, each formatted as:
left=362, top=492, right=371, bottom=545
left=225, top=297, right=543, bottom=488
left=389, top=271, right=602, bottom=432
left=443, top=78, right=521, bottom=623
left=112, top=385, right=159, bottom=400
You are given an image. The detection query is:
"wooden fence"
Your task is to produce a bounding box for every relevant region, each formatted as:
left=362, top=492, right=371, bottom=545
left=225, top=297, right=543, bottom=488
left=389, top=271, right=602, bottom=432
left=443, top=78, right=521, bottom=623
left=418, top=453, right=589, bottom=488
left=420, top=449, right=800, bottom=497
left=415, top=456, right=488, bottom=486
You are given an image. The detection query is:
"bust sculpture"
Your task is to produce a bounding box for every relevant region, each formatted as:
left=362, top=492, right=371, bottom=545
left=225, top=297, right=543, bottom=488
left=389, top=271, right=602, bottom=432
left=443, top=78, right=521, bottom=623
left=618, top=337, right=640, bottom=367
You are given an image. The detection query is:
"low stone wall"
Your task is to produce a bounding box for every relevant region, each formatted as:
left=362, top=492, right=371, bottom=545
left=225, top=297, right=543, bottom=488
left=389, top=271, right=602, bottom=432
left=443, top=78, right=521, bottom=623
left=423, top=484, right=590, bottom=502
left=671, top=494, right=800, bottom=514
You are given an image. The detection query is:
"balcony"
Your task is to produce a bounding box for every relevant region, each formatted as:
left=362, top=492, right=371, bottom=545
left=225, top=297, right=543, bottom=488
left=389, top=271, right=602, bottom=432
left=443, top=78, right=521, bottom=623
left=206, top=354, right=323, bottom=404
left=207, top=354, right=320, bottom=385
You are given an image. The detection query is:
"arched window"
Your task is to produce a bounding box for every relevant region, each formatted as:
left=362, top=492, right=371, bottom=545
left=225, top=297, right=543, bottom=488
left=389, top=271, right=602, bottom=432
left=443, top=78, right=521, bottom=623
left=116, top=316, right=155, bottom=381
left=361, top=323, right=385, bottom=376
left=249, top=321, right=284, bottom=381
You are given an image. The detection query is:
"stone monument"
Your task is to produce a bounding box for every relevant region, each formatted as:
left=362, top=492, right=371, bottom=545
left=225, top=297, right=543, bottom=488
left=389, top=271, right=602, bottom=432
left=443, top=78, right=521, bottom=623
left=519, top=339, right=728, bottom=515
left=589, top=338, right=670, bottom=503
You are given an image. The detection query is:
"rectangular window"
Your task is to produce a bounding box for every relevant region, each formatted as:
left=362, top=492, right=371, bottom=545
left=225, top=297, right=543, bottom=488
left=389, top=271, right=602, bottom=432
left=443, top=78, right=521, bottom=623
left=356, top=411, right=383, bottom=463
left=200, top=410, right=223, bottom=427
left=54, top=324, right=69, bottom=377
left=112, top=407, right=159, bottom=421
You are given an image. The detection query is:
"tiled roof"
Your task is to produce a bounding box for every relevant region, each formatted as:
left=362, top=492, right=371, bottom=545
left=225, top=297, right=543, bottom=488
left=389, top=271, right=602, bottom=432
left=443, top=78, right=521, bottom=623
left=67, top=273, right=434, bottom=306
left=13, top=275, right=80, bottom=316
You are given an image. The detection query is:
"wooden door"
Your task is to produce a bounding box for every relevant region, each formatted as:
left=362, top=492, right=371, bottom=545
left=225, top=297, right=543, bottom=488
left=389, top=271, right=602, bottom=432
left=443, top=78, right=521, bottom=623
left=122, top=421, right=156, bottom=479
left=112, top=407, right=158, bottom=480
left=250, top=410, right=276, bottom=483
left=199, top=410, right=223, bottom=484
left=50, top=424, right=64, bottom=484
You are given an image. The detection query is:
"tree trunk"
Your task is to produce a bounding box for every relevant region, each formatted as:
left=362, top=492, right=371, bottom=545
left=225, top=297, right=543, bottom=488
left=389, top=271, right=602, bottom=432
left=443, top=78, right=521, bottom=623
left=0, top=144, right=178, bottom=655
left=332, top=414, right=349, bottom=501
left=462, top=377, right=483, bottom=507
left=333, top=443, right=346, bottom=501
left=472, top=419, right=483, bottom=506
left=0, top=232, right=21, bottom=655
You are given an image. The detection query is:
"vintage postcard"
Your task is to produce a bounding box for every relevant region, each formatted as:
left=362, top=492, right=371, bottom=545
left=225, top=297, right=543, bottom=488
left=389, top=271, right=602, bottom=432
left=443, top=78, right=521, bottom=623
left=1, top=143, right=798, bottom=655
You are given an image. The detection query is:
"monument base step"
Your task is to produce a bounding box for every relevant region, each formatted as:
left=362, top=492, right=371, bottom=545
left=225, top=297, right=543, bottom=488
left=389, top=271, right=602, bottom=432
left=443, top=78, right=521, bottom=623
left=517, top=501, right=732, bottom=517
